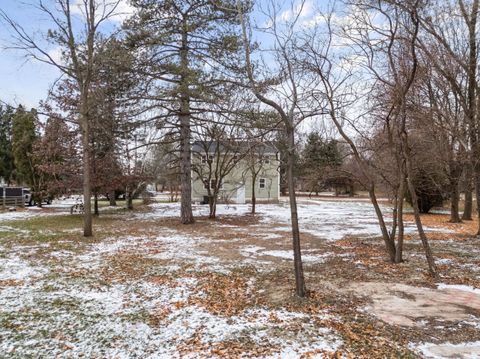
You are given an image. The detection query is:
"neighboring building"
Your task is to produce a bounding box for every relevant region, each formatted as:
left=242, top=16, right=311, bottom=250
left=191, top=141, right=280, bottom=204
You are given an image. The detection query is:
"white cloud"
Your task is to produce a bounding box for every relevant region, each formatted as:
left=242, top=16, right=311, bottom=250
left=47, top=46, right=64, bottom=65
left=109, top=0, right=135, bottom=23
left=71, top=0, right=135, bottom=25
left=278, top=0, right=313, bottom=22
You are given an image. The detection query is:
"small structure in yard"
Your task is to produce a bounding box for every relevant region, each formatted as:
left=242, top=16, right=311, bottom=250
left=191, top=141, right=280, bottom=204
left=0, top=187, right=25, bottom=209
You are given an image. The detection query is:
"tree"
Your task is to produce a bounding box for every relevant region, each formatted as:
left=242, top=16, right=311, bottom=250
left=11, top=106, right=37, bottom=187
left=126, top=0, right=247, bottom=224
left=300, top=132, right=343, bottom=196
left=405, top=168, right=445, bottom=214
left=1, top=0, right=126, bottom=236
left=415, top=0, right=479, bottom=228
left=298, top=0, right=438, bottom=275
left=191, top=123, right=246, bottom=219
left=237, top=0, right=327, bottom=297
left=0, top=104, right=15, bottom=185
left=243, top=141, right=276, bottom=214
left=32, top=116, right=81, bottom=200
left=89, top=37, right=139, bottom=213
left=149, top=137, right=181, bottom=201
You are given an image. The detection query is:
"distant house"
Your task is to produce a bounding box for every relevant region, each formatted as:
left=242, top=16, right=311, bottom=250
left=191, top=141, right=280, bottom=204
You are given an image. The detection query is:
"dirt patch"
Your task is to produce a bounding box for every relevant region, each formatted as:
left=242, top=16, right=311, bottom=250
left=333, top=281, right=480, bottom=327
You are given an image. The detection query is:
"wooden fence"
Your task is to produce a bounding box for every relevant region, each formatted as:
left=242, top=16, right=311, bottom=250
left=0, top=187, right=25, bottom=209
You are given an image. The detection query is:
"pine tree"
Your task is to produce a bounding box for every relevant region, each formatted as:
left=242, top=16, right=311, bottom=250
left=301, top=132, right=342, bottom=195
left=11, top=106, right=37, bottom=186
left=125, top=0, right=247, bottom=224
left=0, top=105, right=15, bottom=184
left=32, top=116, right=81, bottom=200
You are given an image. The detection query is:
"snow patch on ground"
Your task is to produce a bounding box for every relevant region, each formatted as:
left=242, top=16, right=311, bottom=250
left=141, top=199, right=440, bottom=242
left=411, top=341, right=480, bottom=359
left=0, top=209, right=54, bottom=221
left=0, top=256, right=47, bottom=281
left=261, top=250, right=333, bottom=263
left=0, top=258, right=343, bottom=358
left=436, top=283, right=480, bottom=295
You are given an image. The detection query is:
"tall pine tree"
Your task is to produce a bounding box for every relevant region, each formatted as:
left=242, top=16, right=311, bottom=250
left=125, top=0, right=247, bottom=224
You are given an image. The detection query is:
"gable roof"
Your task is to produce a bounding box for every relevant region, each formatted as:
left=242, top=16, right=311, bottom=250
left=191, top=141, right=277, bottom=155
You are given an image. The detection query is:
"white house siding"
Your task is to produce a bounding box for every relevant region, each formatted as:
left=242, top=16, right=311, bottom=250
left=191, top=158, right=280, bottom=204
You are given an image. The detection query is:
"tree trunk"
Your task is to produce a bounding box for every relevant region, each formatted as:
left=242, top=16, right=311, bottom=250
left=449, top=180, right=461, bottom=223
left=251, top=175, right=256, bottom=215
left=395, top=170, right=406, bottom=263
left=286, top=125, right=306, bottom=297
left=463, top=189, right=473, bottom=220
left=462, top=160, right=474, bottom=220
left=448, top=162, right=462, bottom=223
left=404, top=153, right=438, bottom=278
left=466, top=0, right=479, bottom=232
left=126, top=189, right=133, bottom=210
left=475, top=168, right=480, bottom=235
left=368, top=186, right=397, bottom=262
left=209, top=195, right=217, bottom=219
left=94, top=191, right=99, bottom=216
left=109, top=190, right=117, bottom=206
left=80, top=113, right=92, bottom=237
left=179, top=21, right=194, bottom=225
left=208, top=195, right=216, bottom=219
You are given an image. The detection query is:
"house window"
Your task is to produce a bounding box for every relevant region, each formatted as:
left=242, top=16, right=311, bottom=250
left=201, top=155, right=208, bottom=164
left=259, top=178, right=266, bottom=189
left=263, top=156, right=270, bottom=164
left=204, top=180, right=209, bottom=189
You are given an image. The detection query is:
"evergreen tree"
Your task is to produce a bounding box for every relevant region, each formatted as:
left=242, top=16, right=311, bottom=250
left=301, top=132, right=343, bottom=195
left=125, top=0, right=248, bottom=224
left=0, top=104, right=15, bottom=184
left=32, top=116, right=81, bottom=200
left=11, top=106, right=37, bottom=186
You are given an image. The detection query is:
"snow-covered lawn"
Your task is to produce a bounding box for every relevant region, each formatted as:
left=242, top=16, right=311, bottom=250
left=144, top=198, right=438, bottom=241
left=0, top=198, right=479, bottom=358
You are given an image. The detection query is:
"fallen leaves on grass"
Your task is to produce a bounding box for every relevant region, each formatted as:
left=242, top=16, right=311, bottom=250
left=178, top=335, right=276, bottom=359
left=189, top=271, right=257, bottom=316
left=0, top=279, right=24, bottom=287
left=404, top=213, right=478, bottom=239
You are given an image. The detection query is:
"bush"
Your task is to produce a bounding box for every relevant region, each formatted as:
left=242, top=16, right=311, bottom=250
left=406, top=169, right=444, bottom=213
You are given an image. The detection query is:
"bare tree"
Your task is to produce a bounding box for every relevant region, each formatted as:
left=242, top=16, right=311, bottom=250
left=415, top=0, right=479, bottom=228
left=191, top=123, right=246, bottom=219
left=237, top=0, right=327, bottom=297
left=299, top=0, right=438, bottom=276
left=1, top=0, right=124, bottom=237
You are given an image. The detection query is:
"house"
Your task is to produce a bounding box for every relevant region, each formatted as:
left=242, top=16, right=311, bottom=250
left=191, top=141, right=280, bottom=204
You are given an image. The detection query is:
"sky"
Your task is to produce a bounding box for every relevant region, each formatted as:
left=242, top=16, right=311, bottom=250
left=0, top=1, right=60, bottom=109
left=0, top=0, right=134, bottom=109
left=0, top=0, right=328, bottom=110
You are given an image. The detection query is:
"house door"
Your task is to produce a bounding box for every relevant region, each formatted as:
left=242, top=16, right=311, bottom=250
left=236, top=185, right=246, bottom=204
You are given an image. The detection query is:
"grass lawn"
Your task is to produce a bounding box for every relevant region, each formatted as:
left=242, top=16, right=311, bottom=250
left=0, top=199, right=479, bottom=358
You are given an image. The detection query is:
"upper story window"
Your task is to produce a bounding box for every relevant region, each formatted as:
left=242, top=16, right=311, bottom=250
left=201, top=155, right=208, bottom=164
left=263, top=156, right=270, bottom=164
left=259, top=178, right=266, bottom=189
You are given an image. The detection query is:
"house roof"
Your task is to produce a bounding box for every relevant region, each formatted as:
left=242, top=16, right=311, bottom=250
left=191, top=141, right=277, bottom=155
